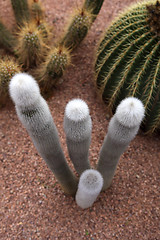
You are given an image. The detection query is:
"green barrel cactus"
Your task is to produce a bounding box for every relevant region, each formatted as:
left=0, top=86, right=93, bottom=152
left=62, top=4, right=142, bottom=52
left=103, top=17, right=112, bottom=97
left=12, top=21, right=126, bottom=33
left=95, top=0, right=160, bottom=134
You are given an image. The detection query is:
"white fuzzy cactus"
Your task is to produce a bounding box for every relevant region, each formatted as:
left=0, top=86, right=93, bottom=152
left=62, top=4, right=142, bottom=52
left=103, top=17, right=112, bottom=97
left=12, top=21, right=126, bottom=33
left=75, top=169, right=103, bottom=209
left=63, top=99, right=92, bottom=175
left=97, top=97, right=145, bottom=190
left=9, top=73, right=77, bottom=196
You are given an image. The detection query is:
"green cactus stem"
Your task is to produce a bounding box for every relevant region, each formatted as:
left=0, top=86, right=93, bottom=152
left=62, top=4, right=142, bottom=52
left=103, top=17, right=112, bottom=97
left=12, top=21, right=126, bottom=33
left=16, top=22, right=47, bottom=69
left=37, top=45, right=71, bottom=96
left=0, top=58, right=21, bottom=108
left=60, top=8, right=93, bottom=50
left=95, top=0, right=160, bottom=134
left=29, top=0, right=45, bottom=21
left=83, top=0, right=104, bottom=20
left=11, top=0, right=30, bottom=26
left=9, top=73, right=78, bottom=196
left=0, top=21, right=16, bottom=53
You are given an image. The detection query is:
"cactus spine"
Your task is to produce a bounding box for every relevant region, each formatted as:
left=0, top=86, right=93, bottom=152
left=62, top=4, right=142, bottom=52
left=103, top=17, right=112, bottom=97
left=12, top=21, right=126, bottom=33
left=83, top=0, right=104, bottom=20
left=10, top=0, right=30, bottom=25
left=60, top=8, right=93, bottom=50
left=0, top=58, right=21, bottom=108
left=95, top=0, right=160, bottom=134
left=63, top=99, right=92, bottom=175
left=97, top=97, right=145, bottom=190
left=16, top=22, right=47, bottom=69
left=75, top=169, right=103, bottom=209
left=9, top=73, right=78, bottom=196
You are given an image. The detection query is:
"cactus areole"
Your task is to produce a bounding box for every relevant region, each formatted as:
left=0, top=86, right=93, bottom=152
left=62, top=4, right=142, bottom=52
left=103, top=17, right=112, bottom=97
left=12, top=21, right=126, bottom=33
left=95, top=0, right=160, bottom=134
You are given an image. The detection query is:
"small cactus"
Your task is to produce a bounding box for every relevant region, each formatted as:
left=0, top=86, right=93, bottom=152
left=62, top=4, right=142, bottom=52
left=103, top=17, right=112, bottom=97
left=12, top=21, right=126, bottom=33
left=83, top=0, right=104, bottom=20
left=64, top=99, right=92, bottom=175
left=29, top=0, right=45, bottom=22
left=0, top=58, right=21, bottom=108
left=15, top=22, right=47, bottom=68
left=9, top=73, right=78, bottom=196
left=60, top=7, right=93, bottom=50
left=95, top=0, right=160, bottom=134
left=75, top=169, right=103, bottom=209
left=37, top=45, right=71, bottom=95
left=10, top=0, right=30, bottom=26
left=97, top=97, right=145, bottom=190
left=0, top=21, right=16, bottom=53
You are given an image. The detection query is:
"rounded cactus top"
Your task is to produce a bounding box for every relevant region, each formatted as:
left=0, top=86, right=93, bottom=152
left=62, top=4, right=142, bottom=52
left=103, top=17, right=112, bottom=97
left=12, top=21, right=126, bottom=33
left=79, top=169, right=103, bottom=194
left=9, top=73, right=40, bottom=107
left=115, top=97, right=145, bottom=128
left=65, top=98, right=90, bottom=122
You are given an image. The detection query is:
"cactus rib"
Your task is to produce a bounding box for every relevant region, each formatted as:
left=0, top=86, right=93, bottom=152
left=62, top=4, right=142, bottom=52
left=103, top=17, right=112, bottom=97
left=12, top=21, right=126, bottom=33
left=95, top=0, right=160, bottom=133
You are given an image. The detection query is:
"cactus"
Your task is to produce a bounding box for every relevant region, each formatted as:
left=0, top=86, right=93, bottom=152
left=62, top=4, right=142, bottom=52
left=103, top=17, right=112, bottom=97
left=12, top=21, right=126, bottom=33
left=10, top=0, right=30, bottom=26
left=37, top=45, right=71, bottom=95
left=0, top=58, right=21, bottom=108
left=97, top=97, right=145, bottom=190
left=95, top=0, right=160, bottom=134
left=83, top=0, right=104, bottom=20
left=63, top=99, right=92, bottom=175
left=0, top=21, right=16, bottom=53
left=29, top=0, right=45, bottom=21
left=60, top=7, right=93, bottom=50
left=9, top=73, right=78, bottom=196
left=15, top=22, right=47, bottom=69
left=75, top=169, right=103, bottom=209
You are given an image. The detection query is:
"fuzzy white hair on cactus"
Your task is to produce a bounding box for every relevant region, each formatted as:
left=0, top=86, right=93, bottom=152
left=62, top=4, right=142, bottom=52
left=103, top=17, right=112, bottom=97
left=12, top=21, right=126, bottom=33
left=9, top=72, right=40, bottom=106
left=76, top=169, right=103, bottom=209
left=65, top=98, right=90, bottom=122
left=115, top=97, right=145, bottom=128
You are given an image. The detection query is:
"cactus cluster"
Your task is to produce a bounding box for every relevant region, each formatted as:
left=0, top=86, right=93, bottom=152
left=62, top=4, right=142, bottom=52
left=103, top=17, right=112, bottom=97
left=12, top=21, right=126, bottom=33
left=10, top=73, right=144, bottom=209
left=0, top=0, right=104, bottom=107
left=95, top=0, right=160, bottom=134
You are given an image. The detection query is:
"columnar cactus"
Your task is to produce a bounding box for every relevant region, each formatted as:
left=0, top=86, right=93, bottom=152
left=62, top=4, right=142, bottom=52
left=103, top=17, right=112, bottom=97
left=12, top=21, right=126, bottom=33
left=60, top=8, right=93, bottom=50
left=95, top=0, right=160, bottom=134
left=63, top=99, right=92, bottom=175
left=0, top=21, right=16, bottom=53
left=75, top=169, right=103, bottom=209
left=83, top=0, right=104, bottom=20
left=16, top=22, right=47, bottom=68
left=9, top=73, right=78, bottom=196
left=97, top=97, right=145, bottom=190
left=10, top=0, right=30, bottom=25
left=37, top=45, right=71, bottom=95
left=0, top=58, right=21, bottom=108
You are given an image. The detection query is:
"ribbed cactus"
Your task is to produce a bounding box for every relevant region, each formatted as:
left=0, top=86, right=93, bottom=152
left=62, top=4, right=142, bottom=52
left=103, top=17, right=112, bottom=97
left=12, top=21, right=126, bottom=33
left=10, top=0, right=30, bottom=25
left=9, top=73, right=78, bottom=196
left=0, top=21, right=16, bottom=53
left=16, top=22, right=47, bottom=68
left=95, top=0, right=160, bottom=134
left=75, top=169, right=103, bottom=209
left=0, top=58, right=21, bottom=108
left=97, top=97, right=145, bottom=190
left=63, top=99, right=92, bottom=175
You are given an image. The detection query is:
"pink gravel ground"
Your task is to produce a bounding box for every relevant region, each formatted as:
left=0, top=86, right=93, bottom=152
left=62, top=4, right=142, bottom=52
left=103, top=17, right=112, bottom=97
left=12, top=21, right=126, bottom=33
left=0, top=0, right=160, bottom=239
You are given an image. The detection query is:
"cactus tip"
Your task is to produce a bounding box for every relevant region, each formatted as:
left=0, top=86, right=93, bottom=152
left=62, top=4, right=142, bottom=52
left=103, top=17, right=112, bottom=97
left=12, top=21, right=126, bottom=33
left=9, top=72, right=40, bottom=106
left=115, top=97, right=145, bottom=128
left=65, top=98, right=90, bottom=122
